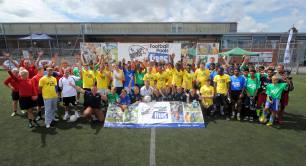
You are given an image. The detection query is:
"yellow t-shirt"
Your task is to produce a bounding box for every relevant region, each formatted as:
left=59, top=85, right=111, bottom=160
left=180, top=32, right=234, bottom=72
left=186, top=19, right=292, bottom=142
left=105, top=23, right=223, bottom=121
left=143, top=72, right=156, bottom=87
left=152, top=67, right=157, bottom=74
left=82, top=69, right=95, bottom=89
left=195, top=68, right=210, bottom=86
left=39, top=76, right=58, bottom=99
left=165, top=68, right=173, bottom=86
left=172, top=69, right=184, bottom=87
left=200, top=85, right=214, bottom=107
left=213, top=74, right=230, bottom=94
left=155, top=72, right=168, bottom=90
left=95, top=70, right=110, bottom=89
left=182, top=71, right=195, bottom=90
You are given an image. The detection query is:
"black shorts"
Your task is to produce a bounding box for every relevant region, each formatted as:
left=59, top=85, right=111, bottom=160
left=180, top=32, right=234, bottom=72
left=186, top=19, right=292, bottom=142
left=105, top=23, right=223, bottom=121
left=244, top=96, right=256, bottom=110
left=33, top=94, right=44, bottom=107
left=86, top=102, right=101, bottom=109
left=11, top=91, right=19, bottom=101
left=230, top=90, right=242, bottom=102
left=83, top=89, right=91, bottom=107
left=215, top=93, right=226, bottom=106
left=19, top=96, right=34, bottom=110
left=63, top=96, right=76, bottom=107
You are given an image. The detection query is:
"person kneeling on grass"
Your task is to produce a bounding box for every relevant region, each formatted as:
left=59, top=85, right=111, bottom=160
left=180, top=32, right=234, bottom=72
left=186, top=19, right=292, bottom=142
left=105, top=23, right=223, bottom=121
left=200, top=79, right=215, bottom=116
left=70, top=83, right=107, bottom=123
left=262, top=76, right=289, bottom=126
left=119, top=89, right=131, bottom=111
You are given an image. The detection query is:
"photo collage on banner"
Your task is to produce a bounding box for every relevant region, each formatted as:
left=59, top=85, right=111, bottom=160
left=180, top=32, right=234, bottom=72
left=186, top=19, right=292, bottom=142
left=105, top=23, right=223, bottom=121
left=117, top=43, right=181, bottom=63
left=196, top=43, right=219, bottom=65
left=80, top=42, right=118, bottom=64
left=181, top=42, right=197, bottom=64
left=80, top=42, right=220, bottom=65
left=104, top=101, right=205, bottom=128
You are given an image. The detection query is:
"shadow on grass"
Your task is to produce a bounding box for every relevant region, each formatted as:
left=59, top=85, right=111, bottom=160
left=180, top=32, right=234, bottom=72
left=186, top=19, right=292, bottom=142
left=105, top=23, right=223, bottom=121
left=31, top=127, right=58, bottom=148
left=273, top=112, right=306, bottom=131
left=90, top=121, right=103, bottom=135
left=30, top=117, right=104, bottom=147
left=205, top=111, right=306, bottom=131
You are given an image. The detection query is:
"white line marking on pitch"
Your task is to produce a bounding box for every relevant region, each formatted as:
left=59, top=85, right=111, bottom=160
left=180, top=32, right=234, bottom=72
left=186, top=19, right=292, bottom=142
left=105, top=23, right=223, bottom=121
left=150, top=128, right=156, bottom=166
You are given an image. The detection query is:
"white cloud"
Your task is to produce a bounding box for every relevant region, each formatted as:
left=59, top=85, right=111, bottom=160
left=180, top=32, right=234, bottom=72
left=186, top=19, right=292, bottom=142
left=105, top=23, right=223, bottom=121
left=0, top=0, right=71, bottom=22
left=238, top=16, right=269, bottom=32
left=0, top=0, right=305, bottom=32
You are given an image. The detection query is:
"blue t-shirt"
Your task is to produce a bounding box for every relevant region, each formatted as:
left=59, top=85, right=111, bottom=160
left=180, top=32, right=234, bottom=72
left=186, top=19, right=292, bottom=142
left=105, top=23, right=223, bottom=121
left=210, top=70, right=218, bottom=80
left=205, top=63, right=211, bottom=69
left=129, top=90, right=142, bottom=103
left=230, top=75, right=245, bottom=91
left=120, top=95, right=131, bottom=105
left=123, top=69, right=135, bottom=88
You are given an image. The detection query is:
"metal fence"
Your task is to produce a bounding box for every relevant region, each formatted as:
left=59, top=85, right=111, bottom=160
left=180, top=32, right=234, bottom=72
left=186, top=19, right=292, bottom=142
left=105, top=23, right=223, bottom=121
left=1, top=40, right=306, bottom=74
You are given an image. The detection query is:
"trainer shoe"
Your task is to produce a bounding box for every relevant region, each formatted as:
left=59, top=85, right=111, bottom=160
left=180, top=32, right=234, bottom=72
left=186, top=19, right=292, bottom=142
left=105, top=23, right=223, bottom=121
left=53, top=118, right=59, bottom=122
left=28, top=122, right=33, bottom=128
left=34, top=121, right=40, bottom=127
left=63, top=114, right=70, bottom=121
left=231, top=115, right=235, bottom=119
left=244, top=116, right=249, bottom=121
left=36, top=116, right=41, bottom=121
left=237, top=115, right=241, bottom=121
left=11, top=112, right=16, bottom=117
left=266, top=122, right=273, bottom=126
left=249, top=117, right=254, bottom=122
left=262, top=117, right=268, bottom=123
left=46, top=124, right=50, bottom=128
left=259, top=115, right=263, bottom=123
left=75, top=111, right=80, bottom=118
left=21, top=110, right=26, bottom=114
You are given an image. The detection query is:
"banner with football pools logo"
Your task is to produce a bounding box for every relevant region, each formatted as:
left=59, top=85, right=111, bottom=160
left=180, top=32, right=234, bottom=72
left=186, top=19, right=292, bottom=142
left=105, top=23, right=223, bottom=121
left=104, top=101, right=205, bottom=128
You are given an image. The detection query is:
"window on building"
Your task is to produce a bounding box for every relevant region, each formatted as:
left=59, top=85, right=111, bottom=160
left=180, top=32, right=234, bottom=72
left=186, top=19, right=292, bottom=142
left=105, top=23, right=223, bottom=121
left=171, top=23, right=183, bottom=33
left=253, top=36, right=266, bottom=48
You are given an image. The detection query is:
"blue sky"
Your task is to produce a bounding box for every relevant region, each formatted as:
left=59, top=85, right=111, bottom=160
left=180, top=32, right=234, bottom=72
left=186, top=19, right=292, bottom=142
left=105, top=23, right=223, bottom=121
left=0, top=0, right=305, bottom=32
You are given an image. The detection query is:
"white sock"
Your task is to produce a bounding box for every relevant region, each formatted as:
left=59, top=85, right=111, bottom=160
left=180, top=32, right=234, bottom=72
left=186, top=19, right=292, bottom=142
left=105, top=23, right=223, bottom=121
left=65, top=111, right=69, bottom=116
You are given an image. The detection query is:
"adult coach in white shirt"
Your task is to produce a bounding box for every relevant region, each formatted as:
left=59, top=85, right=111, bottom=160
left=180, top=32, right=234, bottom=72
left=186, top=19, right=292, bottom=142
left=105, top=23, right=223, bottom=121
left=59, top=68, right=81, bottom=120
left=140, top=80, right=154, bottom=97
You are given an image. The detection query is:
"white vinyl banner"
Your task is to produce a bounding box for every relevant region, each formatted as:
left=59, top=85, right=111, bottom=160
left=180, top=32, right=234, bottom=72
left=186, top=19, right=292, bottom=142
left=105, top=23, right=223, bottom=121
left=284, top=29, right=293, bottom=64
left=250, top=52, right=273, bottom=63
left=118, top=43, right=181, bottom=63
left=104, top=101, right=205, bottom=128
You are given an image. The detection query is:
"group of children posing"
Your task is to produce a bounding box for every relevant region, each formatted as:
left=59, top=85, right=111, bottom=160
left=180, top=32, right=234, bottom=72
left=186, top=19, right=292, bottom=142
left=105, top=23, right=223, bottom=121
left=3, top=51, right=293, bottom=128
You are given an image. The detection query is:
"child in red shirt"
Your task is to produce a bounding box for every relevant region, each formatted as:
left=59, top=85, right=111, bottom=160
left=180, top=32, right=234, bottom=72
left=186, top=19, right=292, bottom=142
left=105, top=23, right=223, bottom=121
left=3, top=68, right=20, bottom=116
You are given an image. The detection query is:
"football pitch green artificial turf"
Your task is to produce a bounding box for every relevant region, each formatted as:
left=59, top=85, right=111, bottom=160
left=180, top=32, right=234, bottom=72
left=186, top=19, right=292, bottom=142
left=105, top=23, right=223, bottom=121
left=0, top=71, right=305, bottom=166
